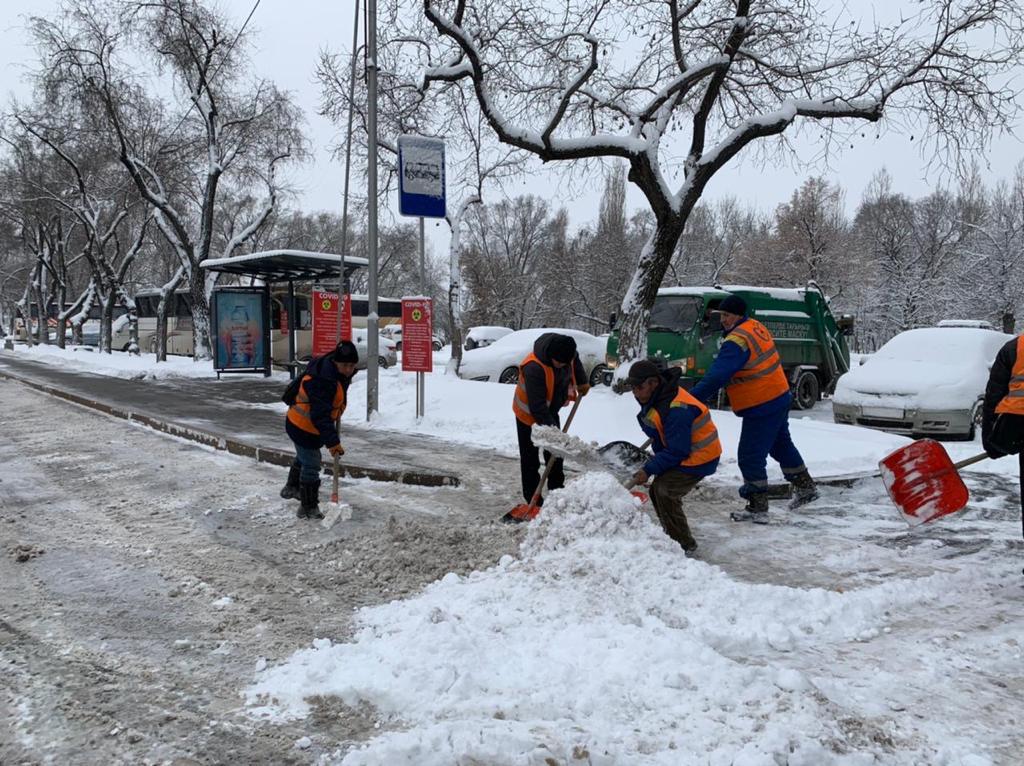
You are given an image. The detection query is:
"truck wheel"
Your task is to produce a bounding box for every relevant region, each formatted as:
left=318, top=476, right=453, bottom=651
left=590, top=364, right=609, bottom=387
left=792, top=371, right=820, bottom=410
left=498, top=366, right=520, bottom=385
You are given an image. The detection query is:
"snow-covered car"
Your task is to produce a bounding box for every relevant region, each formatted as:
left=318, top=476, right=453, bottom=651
left=352, top=329, right=398, bottom=369
left=464, top=325, right=513, bottom=351
left=832, top=327, right=1012, bottom=439
left=458, top=327, right=608, bottom=386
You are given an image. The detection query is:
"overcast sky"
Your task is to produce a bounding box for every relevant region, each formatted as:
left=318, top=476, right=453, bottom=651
left=3, top=0, right=1023, bottom=256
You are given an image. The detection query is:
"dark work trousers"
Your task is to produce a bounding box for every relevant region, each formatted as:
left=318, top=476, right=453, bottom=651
left=649, top=470, right=703, bottom=550
left=736, top=405, right=806, bottom=497
left=516, top=418, right=565, bottom=504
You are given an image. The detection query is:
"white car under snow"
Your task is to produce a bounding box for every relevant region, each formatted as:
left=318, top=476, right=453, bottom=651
left=832, top=327, right=1012, bottom=439
left=458, top=327, right=608, bottom=385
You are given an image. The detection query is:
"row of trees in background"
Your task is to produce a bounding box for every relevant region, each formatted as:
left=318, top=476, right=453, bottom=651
left=0, top=0, right=301, bottom=359
left=3, top=0, right=1023, bottom=366
left=457, top=162, right=1024, bottom=352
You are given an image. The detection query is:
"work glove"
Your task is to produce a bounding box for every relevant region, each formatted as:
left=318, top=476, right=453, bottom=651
left=577, top=384, right=591, bottom=397
left=982, top=439, right=1007, bottom=460
left=631, top=469, right=649, bottom=487
left=329, top=443, right=345, bottom=457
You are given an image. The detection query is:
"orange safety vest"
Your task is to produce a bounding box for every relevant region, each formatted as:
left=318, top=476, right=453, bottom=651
left=646, top=387, right=723, bottom=467
left=723, top=318, right=791, bottom=411
left=513, top=352, right=576, bottom=426
left=996, top=335, right=1024, bottom=415
left=287, top=374, right=347, bottom=436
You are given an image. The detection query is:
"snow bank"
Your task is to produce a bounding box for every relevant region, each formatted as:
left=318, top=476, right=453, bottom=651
left=15, top=343, right=233, bottom=380
left=246, top=473, right=951, bottom=765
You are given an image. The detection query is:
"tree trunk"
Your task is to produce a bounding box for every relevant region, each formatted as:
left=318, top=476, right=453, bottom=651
left=1002, top=311, right=1015, bottom=334
left=100, top=293, right=115, bottom=353
left=187, top=269, right=212, bottom=361
left=55, top=283, right=67, bottom=349
left=155, top=304, right=169, bottom=361
left=615, top=217, right=684, bottom=367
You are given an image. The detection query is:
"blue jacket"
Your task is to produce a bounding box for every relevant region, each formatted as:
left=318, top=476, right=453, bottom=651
left=637, top=368, right=719, bottom=478
left=285, top=354, right=353, bottom=449
left=689, top=317, right=790, bottom=417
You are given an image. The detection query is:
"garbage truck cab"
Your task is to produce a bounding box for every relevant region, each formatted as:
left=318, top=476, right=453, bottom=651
left=604, top=284, right=853, bottom=410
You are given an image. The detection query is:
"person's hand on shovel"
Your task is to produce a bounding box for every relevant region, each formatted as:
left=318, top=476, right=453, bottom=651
left=329, top=443, right=345, bottom=457
left=631, top=469, right=649, bottom=487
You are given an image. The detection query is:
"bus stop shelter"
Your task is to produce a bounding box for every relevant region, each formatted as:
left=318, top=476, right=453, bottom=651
left=199, top=250, right=368, bottom=378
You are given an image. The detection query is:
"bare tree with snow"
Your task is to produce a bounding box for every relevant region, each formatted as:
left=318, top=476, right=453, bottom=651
left=417, top=0, right=1024, bottom=363
left=30, top=0, right=304, bottom=359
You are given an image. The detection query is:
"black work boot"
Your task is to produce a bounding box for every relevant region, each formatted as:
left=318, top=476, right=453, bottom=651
left=787, top=470, right=819, bottom=510
left=730, top=492, right=769, bottom=524
left=298, top=480, right=323, bottom=520
left=280, top=464, right=301, bottom=500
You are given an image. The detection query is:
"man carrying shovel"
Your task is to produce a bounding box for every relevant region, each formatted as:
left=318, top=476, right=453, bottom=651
left=627, top=360, right=722, bottom=556
left=510, top=333, right=589, bottom=517
left=280, top=341, right=359, bottom=520
left=690, top=294, right=818, bottom=524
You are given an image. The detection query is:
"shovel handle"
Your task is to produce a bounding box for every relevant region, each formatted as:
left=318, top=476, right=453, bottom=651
left=526, top=397, right=585, bottom=511
left=953, top=451, right=989, bottom=471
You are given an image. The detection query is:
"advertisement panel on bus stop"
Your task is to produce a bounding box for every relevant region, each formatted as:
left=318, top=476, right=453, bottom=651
left=311, top=290, right=352, bottom=357
left=211, top=287, right=270, bottom=376
left=401, top=298, right=433, bottom=373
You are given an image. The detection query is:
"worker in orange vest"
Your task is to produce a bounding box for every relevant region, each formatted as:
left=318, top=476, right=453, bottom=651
left=982, top=332, right=1024, bottom=544
left=627, top=359, right=721, bottom=556
left=281, top=341, right=358, bottom=519
left=690, top=294, right=817, bottom=523
left=512, top=333, right=589, bottom=510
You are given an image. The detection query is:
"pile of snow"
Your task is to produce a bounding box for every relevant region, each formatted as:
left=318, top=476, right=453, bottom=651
left=14, top=342, right=233, bottom=381
left=246, top=473, right=967, bottom=765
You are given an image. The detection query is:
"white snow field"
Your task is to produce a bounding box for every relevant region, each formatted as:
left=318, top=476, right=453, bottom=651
left=247, top=472, right=1022, bottom=765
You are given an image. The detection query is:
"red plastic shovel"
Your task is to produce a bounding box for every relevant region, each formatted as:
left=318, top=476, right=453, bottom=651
left=879, top=439, right=989, bottom=525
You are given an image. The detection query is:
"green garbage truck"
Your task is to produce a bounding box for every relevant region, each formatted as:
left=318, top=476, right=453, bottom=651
left=602, top=284, right=853, bottom=409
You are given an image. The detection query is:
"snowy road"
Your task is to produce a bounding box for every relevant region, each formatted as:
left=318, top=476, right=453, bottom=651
left=3, top=376, right=1024, bottom=765
left=0, top=381, right=520, bottom=765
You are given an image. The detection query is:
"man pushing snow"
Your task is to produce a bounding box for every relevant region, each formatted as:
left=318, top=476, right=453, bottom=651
left=626, top=359, right=722, bottom=556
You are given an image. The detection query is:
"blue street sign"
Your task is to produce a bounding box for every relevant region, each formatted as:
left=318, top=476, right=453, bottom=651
left=398, top=135, right=446, bottom=218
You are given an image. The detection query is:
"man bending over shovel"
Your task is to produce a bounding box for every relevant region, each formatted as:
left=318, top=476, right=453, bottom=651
left=627, top=360, right=722, bottom=557
left=281, top=341, right=359, bottom=520
left=512, top=333, right=589, bottom=511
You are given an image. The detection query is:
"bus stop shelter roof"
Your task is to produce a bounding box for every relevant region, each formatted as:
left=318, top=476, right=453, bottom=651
left=199, top=250, right=368, bottom=283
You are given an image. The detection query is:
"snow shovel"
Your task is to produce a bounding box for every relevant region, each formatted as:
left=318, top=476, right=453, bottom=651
left=324, top=422, right=352, bottom=528
left=501, top=397, right=584, bottom=524
left=879, top=439, right=988, bottom=525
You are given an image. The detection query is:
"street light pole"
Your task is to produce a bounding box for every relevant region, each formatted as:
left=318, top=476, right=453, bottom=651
left=365, top=0, right=379, bottom=418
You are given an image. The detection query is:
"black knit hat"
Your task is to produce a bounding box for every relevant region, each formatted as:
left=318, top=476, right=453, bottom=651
left=332, top=340, right=359, bottom=364
left=624, top=359, right=661, bottom=387
left=548, top=334, right=577, bottom=364
left=715, top=294, right=747, bottom=316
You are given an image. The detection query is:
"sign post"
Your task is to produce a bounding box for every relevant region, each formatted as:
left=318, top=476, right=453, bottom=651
left=401, top=298, right=433, bottom=417
left=398, top=135, right=446, bottom=418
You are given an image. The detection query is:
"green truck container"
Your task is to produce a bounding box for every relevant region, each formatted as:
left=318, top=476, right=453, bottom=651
left=603, top=284, right=853, bottom=409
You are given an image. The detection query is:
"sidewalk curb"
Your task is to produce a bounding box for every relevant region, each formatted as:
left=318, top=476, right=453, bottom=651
left=0, top=368, right=460, bottom=488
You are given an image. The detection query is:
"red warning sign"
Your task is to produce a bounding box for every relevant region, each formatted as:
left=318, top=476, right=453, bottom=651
left=401, top=298, right=433, bottom=372
left=311, top=291, right=352, bottom=357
